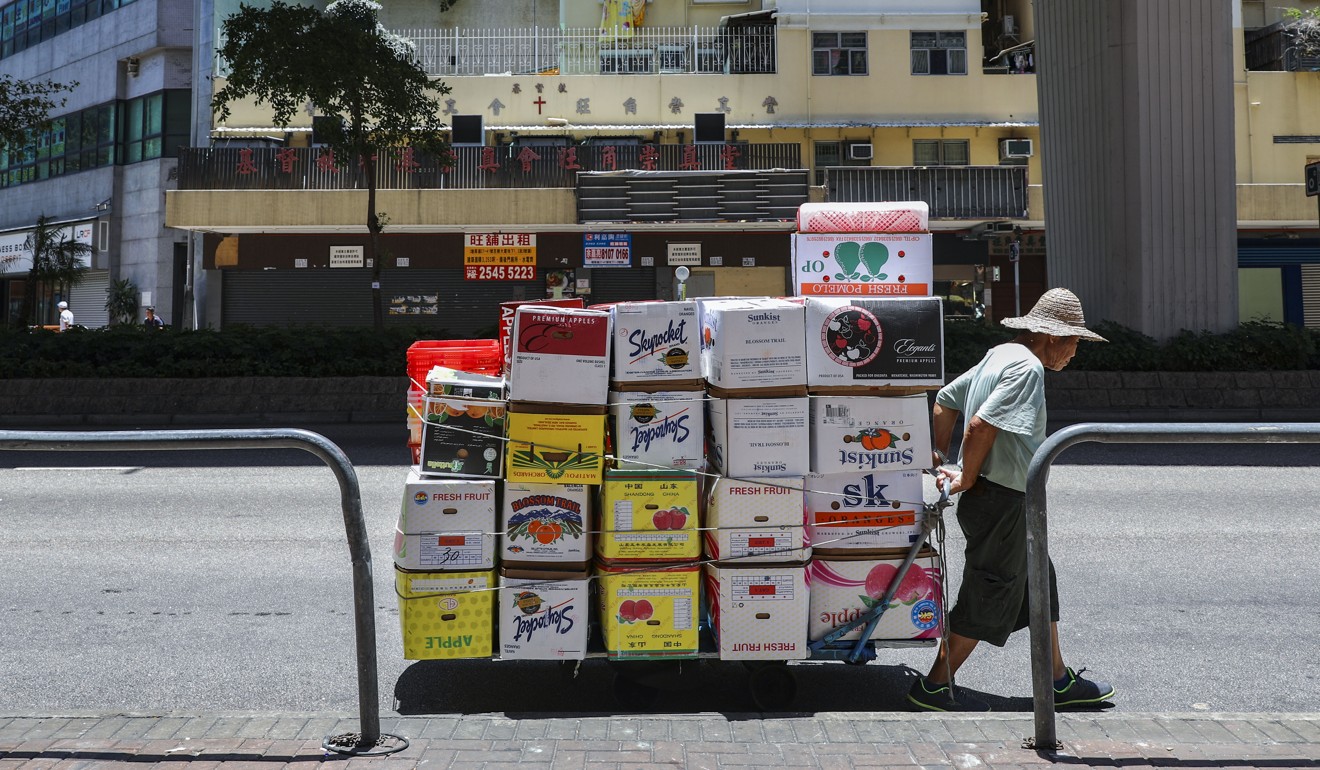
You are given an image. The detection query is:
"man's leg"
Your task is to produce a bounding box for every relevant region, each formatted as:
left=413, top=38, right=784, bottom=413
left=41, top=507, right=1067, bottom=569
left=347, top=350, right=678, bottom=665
left=925, top=632, right=979, bottom=685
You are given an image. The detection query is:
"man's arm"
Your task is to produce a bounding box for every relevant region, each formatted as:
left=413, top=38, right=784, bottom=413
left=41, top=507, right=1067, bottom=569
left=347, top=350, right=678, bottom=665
left=931, top=401, right=960, bottom=466
left=954, top=415, right=998, bottom=491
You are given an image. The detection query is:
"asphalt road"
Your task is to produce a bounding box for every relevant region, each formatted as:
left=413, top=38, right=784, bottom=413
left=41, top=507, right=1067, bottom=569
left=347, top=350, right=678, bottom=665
left=1, top=422, right=1317, bottom=716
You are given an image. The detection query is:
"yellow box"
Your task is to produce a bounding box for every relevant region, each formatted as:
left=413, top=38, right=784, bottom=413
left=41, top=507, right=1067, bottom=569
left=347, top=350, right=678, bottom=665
left=597, top=469, right=701, bottom=563
left=395, top=567, right=495, bottom=660
left=506, top=407, right=607, bottom=485
left=596, top=561, right=700, bottom=660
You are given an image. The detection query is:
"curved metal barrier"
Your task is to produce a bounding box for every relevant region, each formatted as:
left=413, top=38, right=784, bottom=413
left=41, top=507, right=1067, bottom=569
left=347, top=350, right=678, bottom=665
left=0, top=428, right=405, bottom=756
left=1023, top=422, right=1320, bottom=750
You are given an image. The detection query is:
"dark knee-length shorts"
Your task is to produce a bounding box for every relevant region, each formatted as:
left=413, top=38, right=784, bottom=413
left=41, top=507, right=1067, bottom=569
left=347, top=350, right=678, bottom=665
left=946, top=476, right=1060, bottom=647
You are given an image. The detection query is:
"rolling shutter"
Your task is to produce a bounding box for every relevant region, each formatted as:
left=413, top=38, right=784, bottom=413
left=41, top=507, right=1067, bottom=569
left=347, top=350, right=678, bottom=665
left=1303, top=264, right=1320, bottom=330
left=586, top=266, right=657, bottom=304
left=68, top=270, right=111, bottom=329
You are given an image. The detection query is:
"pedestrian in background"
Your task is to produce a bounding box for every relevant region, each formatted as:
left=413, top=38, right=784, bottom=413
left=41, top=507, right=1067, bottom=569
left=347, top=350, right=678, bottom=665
left=143, top=306, right=165, bottom=329
left=909, top=288, right=1116, bottom=712
left=57, top=300, right=74, bottom=332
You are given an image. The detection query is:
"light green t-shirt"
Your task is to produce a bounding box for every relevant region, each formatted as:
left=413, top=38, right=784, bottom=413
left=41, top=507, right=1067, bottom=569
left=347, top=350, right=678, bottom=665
left=935, top=342, right=1045, bottom=493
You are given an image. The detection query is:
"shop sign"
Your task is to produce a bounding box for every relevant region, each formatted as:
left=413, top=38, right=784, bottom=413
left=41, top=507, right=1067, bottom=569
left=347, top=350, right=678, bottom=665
left=464, top=232, right=537, bottom=267
left=465, top=265, right=537, bottom=281
left=329, top=246, right=364, bottom=268
left=0, top=222, right=93, bottom=275
left=583, top=233, right=631, bottom=268
left=668, top=242, right=701, bottom=266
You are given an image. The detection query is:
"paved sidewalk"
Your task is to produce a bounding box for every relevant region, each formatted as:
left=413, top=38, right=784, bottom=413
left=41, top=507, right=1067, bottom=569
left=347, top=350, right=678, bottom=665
left=3, top=711, right=1319, bottom=768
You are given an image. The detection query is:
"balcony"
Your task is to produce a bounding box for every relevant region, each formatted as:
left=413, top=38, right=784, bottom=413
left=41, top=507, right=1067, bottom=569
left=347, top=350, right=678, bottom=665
left=175, top=143, right=803, bottom=191
left=824, top=166, right=1029, bottom=219
left=390, top=26, right=776, bottom=77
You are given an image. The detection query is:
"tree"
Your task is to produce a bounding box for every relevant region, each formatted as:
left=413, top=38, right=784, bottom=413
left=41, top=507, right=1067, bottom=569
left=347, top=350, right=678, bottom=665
left=0, top=75, right=76, bottom=152
left=105, top=278, right=141, bottom=326
left=213, top=0, right=453, bottom=330
left=16, top=214, right=91, bottom=328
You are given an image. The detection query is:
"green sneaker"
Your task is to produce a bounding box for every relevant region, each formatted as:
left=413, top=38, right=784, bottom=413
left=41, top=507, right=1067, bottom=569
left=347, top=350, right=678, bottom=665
left=906, top=678, right=991, bottom=712
left=1054, top=667, right=1115, bottom=708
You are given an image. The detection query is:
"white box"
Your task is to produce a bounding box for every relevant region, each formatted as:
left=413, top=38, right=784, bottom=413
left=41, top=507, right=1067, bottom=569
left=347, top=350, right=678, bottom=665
left=704, top=564, right=810, bottom=660
left=509, top=305, right=612, bottom=405
left=699, top=298, right=806, bottom=391
left=500, top=482, right=593, bottom=567
left=806, top=551, right=944, bottom=642
left=796, top=201, right=930, bottom=234
left=809, top=395, right=932, bottom=474
left=792, top=233, right=934, bottom=297
left=805, top=470, right=925, bottom=552
left=498, top=569, right=591, bottom=660
left=704, top=476, right=810, bottom=563
left=610, top=300, right=701, bottom=383
left=804, top=296, right=944, bottom=388
left=609, top=390, right=705, bottom=471
left=395, top=472, right=497, bottom=571
left=707, top=397, right=810, bottom=478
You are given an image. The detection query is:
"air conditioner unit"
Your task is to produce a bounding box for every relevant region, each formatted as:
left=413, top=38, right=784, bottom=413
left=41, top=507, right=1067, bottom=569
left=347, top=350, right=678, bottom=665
left=848, top=143, right=874, bottom=160
left=999, top=138, right=1033, bottom=159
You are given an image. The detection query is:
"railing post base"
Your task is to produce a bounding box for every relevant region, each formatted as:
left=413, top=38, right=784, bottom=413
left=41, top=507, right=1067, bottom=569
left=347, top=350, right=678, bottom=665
left=322, top=732, right=410, bottom=757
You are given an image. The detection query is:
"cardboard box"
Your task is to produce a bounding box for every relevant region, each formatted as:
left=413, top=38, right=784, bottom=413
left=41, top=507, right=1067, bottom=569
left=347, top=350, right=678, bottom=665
left=505, top=405, right=607, bottom=485
left=804, top=297, right=944, bottom=389
left=707, top=397, right=810, bottom=478
left=809, top=395, right=932, bottom=474
left=499, top=298, right=584, bottom=375
left=501, top=482, right=593, bottom=567
left=608, top=390, right=705, bottom=471
left=395, top=472, right=497, bottom=571
left=805, top=470, right=925, bottom=552
left=418, top=396, right=506, bottom=478
left=597, top=469, right=701, bottom=563
left=395, top=567, right=495, bottom=659
left=792, top=233, right=934, bottom=297
left=509, top=305, right=612, bottom=405
left=610, top=300, right=702, bottom=385
left=704, top=476, right=810, bottom=563
left=699, top=298, right=807, bottom=391
left=704, top=564, right=810, bottom=660
left=806, top=550, right=943, bottom=642
left=424, top=366, right=505, bottom=399
left=796, top=201, right=930, bottom=234
left=497, top=568, right=590, bottom=660
left=596, top=561, right=701, bottom=659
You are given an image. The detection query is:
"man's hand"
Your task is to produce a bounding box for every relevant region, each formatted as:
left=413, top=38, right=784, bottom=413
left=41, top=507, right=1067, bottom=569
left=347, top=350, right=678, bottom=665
left=934, top=466, right=975, bottom=495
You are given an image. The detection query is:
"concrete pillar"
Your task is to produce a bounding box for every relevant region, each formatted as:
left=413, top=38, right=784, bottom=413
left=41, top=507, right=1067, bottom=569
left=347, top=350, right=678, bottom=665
left=1035, top=0, right=1238, bottom=339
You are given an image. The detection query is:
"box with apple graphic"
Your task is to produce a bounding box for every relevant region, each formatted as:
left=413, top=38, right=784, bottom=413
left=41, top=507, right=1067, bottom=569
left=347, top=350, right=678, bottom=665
left=596, top=469, right=701, bottom=563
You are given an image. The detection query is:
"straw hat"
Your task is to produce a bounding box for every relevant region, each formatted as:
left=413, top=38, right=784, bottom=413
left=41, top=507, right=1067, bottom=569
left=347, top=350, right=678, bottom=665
left=1001, top=288, right=1106, bottom=342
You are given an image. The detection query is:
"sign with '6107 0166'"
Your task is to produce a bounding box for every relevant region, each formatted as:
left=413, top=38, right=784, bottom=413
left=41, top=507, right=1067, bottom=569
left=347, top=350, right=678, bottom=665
left=792, top=233, right=933, bottom=297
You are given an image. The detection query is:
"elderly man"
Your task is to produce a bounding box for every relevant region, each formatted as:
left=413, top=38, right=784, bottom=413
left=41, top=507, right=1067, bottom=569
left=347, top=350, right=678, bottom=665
left=57, top=301, right=74, bottom=331
left=908, top=288, right=1116, bottom=712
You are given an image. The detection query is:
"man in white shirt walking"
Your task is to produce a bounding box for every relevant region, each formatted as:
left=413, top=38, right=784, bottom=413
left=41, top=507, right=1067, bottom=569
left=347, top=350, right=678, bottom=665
left=57, top=300, right=74, bottom=332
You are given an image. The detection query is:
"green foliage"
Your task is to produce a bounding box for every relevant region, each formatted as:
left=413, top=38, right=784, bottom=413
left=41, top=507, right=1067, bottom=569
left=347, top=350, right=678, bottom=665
left=0, top=75, right=76, bottom=152
left=0, top=324, right=457, bottom=378
left=942, top=319, right=1011, bottom=376
left=14, top=214, right=91, bottom=327
left=105, top=278, right=140, bottom=326
left=1067, top=321, right=1162, bottom=371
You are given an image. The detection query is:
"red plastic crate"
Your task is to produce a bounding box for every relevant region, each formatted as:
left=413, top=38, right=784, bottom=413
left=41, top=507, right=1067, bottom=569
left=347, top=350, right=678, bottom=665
left=406, top=339, right=502, bottom=388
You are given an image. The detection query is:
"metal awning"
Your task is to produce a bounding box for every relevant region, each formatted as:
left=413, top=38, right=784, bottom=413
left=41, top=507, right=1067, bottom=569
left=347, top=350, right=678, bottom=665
left=720, top=8, right=776, bottom=27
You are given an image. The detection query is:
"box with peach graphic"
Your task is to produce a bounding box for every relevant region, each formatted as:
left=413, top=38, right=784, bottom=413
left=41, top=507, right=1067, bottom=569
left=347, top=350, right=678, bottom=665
left=501, top=482, right=593, bottom=568
left=704, top=564, right=810, bottom=660
left=805, top=470, right=924, bottom=553
left=809, top=394, right=932, bottom=474
left=596, top=561, right=700, bottom=660
left=395, top=567, right=495, bottom=660
left=806, top=550, right=943, bottom=642
left=596, top=469, right=701, bottom=563
left=703, top=476, right=810, bottom=564
left=419, top=396, right=506, bottom=478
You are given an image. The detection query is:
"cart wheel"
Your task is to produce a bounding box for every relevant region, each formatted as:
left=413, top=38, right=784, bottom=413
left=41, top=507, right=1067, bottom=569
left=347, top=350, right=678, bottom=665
left=748, top=664, right=797, bottom=711
left=612, top=672, right=660, bottom=711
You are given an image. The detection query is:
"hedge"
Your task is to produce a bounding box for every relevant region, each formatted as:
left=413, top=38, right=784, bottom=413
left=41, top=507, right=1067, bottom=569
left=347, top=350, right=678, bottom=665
left=1, top=319, right=1316, bottom=379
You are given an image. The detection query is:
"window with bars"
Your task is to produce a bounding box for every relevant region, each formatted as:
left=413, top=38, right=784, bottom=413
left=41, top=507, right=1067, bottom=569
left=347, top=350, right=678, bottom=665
left=812, top=31, right=867, bottom=75
left=913, top=139, right=970, bottom=166
left=911, top=31, right=967, bottom=75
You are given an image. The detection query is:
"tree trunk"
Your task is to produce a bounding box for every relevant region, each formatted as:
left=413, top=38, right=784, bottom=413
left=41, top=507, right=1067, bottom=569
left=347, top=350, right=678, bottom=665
left=365, top=151, right=384, bottom=332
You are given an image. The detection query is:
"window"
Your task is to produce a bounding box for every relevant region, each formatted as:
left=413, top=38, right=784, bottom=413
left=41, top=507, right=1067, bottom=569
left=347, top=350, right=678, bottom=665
left=812, top=140, right=872, bottom=185
left=913, top=139, right=969, bottom=166
left=812, top=31, right=866, bottom=75
left=0, top=0, right=134, bottom=61
left=911, top=31, right=967, bottom=75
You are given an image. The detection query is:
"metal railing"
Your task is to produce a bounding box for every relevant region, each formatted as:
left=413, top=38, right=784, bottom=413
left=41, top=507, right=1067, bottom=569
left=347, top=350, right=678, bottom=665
left=824, top=166, right=1029, bottom=219
left=0, top=428, right=404, bottom=757
left=176, top=143, right=803, bottom=191
left=392, top=25, right=776, bottom=76
left=1023, top=422, right=1320, bottom=751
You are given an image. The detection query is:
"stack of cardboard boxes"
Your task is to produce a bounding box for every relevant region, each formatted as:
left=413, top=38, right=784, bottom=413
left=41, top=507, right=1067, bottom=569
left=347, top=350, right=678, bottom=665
left=595, top=300, right=705, bottom=660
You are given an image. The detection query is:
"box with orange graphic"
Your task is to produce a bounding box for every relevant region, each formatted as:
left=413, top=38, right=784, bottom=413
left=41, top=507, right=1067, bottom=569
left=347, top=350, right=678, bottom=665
left=501, top=482, right=593, bottom=568
left=596, top=561, right=700, bottom=660
left=805, top=470, right=924, bottom=553
left=505, top=405, right=607, bottom=485
left=806, top=550, right=943, bottom=642
left=395, top=567, right=495, bottom=660
left=809, top=394, right=932, bottom=474
left=597, top=469, right=701, bottom=563
left=704, top=563, right=810, bottom=660
left=419, top=396, right=506, bottom=478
